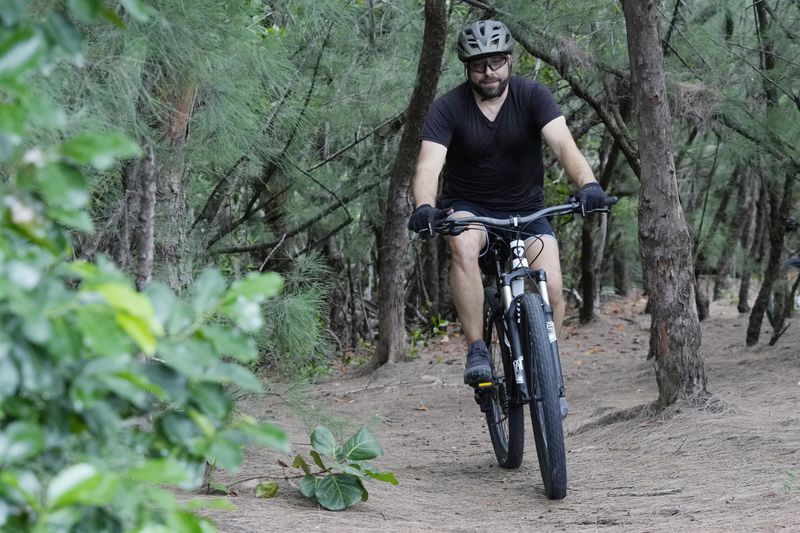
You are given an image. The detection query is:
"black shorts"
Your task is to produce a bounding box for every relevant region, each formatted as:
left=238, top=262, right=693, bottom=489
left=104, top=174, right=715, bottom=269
left=437, top=198, right=557, bottom=241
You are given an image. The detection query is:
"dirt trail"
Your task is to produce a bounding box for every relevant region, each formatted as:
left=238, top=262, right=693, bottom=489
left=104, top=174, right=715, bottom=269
left=208, top=296, right=800, bottom=532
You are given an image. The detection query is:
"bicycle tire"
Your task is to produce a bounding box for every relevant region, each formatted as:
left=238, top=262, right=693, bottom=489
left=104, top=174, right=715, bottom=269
left=518, top=292, right=567, bottom=499
left=483, top=287, right=524, bottom=469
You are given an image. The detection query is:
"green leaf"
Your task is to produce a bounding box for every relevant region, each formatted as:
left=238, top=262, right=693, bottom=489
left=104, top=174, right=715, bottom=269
left=309, top=450, right=326, bottom=471
left=299, top=474, right=317, bottom=500
left=67, top=0, right=100, bottom=21
left=115, top=311, right=156, bottom=355
left=0, top=27, right=44, bottom=78
left=0, top=0, right=26, bottom=27
left=364, top=469, right=399, bottom=485
left=314, top=474, right=364, bottom=511
left=0, top=342, right=19, bottom=399
left=37, top=163, right=89, bottom=210
left=192, top=268, right=226, bottom=315
left=340, top=426, right=383, bottom=461
left=292, top=454, right=311, bottom=475
left=234, top=422, right=290, bottom=453
left=28, top=99, right=67, bottom=129
left=200, top=324, right=257, bottom=363
left=310, top=426, right=336, bottom=458
left=97, top=6, right=125, bottom=28
left=124, top=458, right=192, bottom=485
left=92, top=282, right=160, bottom=330
left=203, top=361, right=263, bottom=393
left=157, top=412, right=203, bottom=449
left=0, top=102, right=25, bottom=145
left=255, top=481, right=278, bottom=498
left=221, top=296, right=263, bottom=333
left=46, top=463, right=118, bottom=510
left=157, top=339, right=216, bottom=377
left=0, top=421, right=45, bottom=464
left=224, top=272, right=283, bottom=305
left=166, top=510, right=215, bottom=533
left=75, top=306, right=132, bottom=357
left=47, top=205, right=94, bottom=232
left=207, top=436, right=243, bottom=471
left=121, top=0, right=150, bottom=21
left=144, top=282, right=177, bottom=329
left=44, top=11, right=83, bottom=63
left=61, top=132, right=142, bottom=170
left=189, top=382, right=232, bottom=420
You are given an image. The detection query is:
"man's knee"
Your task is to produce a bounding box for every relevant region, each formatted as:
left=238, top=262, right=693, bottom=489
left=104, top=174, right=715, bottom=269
left=448, top=234, right=483, bottom=266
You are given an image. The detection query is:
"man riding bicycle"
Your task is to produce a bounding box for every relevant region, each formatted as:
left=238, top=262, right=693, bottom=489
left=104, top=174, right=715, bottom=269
left=408, top=20, right=609, bottom=386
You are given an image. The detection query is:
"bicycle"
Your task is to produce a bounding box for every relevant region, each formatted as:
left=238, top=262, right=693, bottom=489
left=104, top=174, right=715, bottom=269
left=434, top=197, right=616, bottom=500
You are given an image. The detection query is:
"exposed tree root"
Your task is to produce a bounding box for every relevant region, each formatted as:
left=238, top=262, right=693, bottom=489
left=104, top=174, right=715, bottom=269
left=571, top=392, right=740, bottom=435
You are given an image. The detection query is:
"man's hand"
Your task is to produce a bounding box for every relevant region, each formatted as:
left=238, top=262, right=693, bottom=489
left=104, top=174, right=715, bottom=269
left=408, top=204, right=446, bottom=236
left=576, top=182, right=607, bottom=216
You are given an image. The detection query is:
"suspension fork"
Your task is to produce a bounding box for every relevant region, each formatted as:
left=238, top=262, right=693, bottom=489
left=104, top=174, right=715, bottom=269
left=533, top=271, right=566, bottom=399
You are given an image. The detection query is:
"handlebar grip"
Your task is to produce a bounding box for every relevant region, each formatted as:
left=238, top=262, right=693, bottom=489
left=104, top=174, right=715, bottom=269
left=604, top=195, right=619, bottom=207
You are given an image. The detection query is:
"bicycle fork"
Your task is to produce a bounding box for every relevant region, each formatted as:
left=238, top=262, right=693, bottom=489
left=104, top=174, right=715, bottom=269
left=498, top=241, right=568, bottom=418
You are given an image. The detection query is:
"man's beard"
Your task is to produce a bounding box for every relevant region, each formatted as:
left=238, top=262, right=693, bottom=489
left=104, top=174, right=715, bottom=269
left=469, top=75, right=509, bottom=100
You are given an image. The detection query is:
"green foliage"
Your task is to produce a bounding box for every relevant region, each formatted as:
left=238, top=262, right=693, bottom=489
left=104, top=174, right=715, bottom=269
left=293, top=426, right=397, bottom=511
left=0, top=2, right=290, bottom=531
left=785, top=469, right=796, bottom=493
left=409, top=314, right=449, bottom=358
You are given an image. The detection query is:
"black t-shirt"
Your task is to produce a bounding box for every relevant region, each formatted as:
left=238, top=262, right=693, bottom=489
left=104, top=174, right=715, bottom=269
left=420, top=76, right=563, bottom=211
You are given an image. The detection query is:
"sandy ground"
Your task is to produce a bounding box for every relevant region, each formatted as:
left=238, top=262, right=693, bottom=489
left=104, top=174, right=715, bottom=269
left=204, top=295, right=800, bottom=532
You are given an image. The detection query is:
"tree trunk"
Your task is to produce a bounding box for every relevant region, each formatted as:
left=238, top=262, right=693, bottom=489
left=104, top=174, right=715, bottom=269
left=159, top=85, right=196, bottom=293
left=623, top=0, right=707, bottom=406
left=613, top=252, right=630, bottom=297
left=738, top=178, right=767, bottom=313
left=713, top=164, right=749, bottom=300
left=373, top=0, right=447, bottom=366
left=745, top=2, right=796, bottom=346
left=135, top=142, right=157, bottom=291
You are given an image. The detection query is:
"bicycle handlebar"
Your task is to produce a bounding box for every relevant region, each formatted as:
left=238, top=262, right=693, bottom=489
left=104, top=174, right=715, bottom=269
left=433, top=196, right=618, bottom=236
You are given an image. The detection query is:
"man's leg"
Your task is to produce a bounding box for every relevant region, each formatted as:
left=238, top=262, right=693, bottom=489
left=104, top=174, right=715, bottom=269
left=446, top=212, right=490, bottom=384
left=525, top=236, right=565, bottom=333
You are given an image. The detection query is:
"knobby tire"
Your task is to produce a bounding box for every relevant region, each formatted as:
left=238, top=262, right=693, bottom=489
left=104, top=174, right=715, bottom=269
left=518, top=293, right=567, bottom=499
left=483, top=287, right=524, bottom=469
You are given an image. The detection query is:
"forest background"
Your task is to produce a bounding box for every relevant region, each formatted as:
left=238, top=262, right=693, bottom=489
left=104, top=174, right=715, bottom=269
left=1, top=0, right=800, bottom=530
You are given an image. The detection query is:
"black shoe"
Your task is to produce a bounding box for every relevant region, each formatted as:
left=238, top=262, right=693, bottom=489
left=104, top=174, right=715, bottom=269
left=463, top=340, right=492, bottom=385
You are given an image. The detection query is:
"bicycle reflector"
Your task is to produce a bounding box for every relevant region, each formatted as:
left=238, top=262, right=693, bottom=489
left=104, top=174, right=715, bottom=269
left=477, top=382, right=493, bottom=388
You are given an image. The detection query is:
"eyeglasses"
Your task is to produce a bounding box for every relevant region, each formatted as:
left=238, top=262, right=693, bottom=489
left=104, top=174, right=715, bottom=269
left=466, top=55, right=508, bottom=73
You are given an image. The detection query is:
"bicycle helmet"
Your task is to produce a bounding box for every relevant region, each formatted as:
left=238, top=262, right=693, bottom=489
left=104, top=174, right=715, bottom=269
left=457, top=20, right=515, bottom=62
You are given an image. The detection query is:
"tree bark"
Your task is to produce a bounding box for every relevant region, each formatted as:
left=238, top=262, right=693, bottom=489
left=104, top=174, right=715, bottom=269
left=135, top=142, right=157, bottom=291
left=159, top=85, right=196, bottom=293
left=623, top=0, right=707, bottom=406
left=373, top=0, right=447, bottom=366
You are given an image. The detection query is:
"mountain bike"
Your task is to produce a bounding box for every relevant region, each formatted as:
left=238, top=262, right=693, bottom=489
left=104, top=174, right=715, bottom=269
left=434, top=197, right=616, bottom=500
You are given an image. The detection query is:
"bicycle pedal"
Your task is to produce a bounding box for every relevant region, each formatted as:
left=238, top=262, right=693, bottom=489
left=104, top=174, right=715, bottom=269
left=474, top=387, right=493, bottom=413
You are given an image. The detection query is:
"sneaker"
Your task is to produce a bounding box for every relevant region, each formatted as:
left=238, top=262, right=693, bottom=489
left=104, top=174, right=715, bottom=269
left=463, top=340, right=492, bottom=385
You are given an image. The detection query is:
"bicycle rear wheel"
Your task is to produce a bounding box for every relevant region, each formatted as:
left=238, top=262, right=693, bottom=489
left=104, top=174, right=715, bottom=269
left=483, top=287, right=524, bottom=469
left=518, top=292, right=567, bottom=499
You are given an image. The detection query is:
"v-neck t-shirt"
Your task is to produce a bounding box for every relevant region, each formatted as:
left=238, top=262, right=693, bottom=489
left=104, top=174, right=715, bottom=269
left=420, top=76, right=563, bottom=211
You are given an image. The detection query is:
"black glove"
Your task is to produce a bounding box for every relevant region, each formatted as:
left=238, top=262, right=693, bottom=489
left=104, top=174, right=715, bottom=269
left=408, top=204, right=445, bottom=236
left=576, top=182, right=607, bottom=216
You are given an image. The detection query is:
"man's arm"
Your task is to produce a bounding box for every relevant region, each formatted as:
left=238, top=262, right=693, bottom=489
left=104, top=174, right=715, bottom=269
left=411, top=140, right=448, bottom=208
left=541, top=116, right=597, bottom=188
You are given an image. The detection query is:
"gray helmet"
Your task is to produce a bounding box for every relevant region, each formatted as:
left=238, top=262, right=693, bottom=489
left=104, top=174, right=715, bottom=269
left=457, top=20, right=515, bottom=62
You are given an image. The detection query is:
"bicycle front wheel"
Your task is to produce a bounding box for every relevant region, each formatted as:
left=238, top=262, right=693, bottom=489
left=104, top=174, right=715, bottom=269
left=518, top=292, right=567, bottom=499
left=483, top=287, right=524, bottom=469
